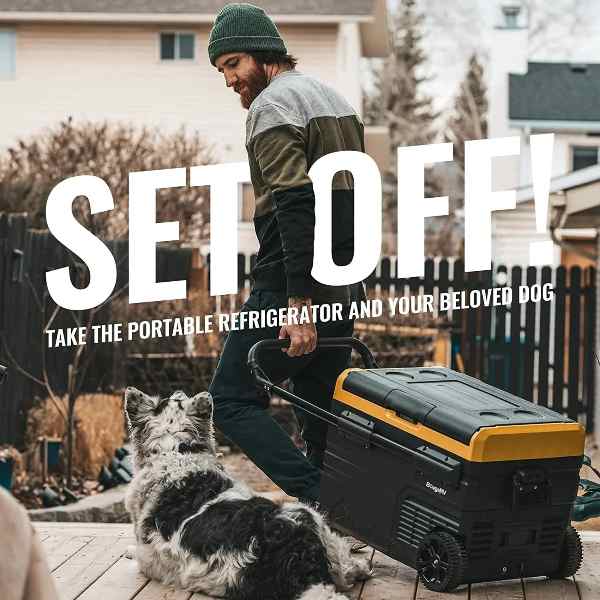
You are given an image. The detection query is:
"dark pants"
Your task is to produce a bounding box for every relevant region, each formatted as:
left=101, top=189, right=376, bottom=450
left=208, top=289, right=354, bottom=501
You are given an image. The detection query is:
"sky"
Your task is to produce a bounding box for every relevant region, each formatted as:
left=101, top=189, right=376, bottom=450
left=389, top=0, right=600, bottom=114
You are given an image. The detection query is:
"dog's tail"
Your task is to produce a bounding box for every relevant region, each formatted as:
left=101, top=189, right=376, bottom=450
left=296, top=583, right=349, bottom=600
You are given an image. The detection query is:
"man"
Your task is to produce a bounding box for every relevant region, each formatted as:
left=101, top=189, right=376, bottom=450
left=0, top=487, right=59, bottom=600
left=208, top=3, right=365, bottom=504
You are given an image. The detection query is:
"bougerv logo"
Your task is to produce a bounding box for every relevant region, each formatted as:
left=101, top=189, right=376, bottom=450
left=426, top=481, right=447, bottom=496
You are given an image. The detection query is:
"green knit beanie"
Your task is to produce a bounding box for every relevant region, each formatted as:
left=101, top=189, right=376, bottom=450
left=208, top=3, right=287, bottom=66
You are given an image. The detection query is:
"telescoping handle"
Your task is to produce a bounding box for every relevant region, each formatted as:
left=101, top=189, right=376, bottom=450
left=247, top=339, right=461, bottom=483
left=247, top=337, right=377, bottom=427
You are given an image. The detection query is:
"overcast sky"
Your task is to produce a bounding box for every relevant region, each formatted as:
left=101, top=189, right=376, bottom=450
left=390, top=0, right=600, bottom=114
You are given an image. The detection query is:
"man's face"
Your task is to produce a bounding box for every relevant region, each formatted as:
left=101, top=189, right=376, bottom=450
left=215, top=52, right=268, bottom=109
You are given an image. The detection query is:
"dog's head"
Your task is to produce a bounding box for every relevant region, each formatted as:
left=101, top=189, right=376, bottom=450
left=124, top=387, right=215, bottom=469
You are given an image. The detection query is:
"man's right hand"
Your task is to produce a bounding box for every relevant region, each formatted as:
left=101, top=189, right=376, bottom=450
left=279, top=296, right=317, bottom=357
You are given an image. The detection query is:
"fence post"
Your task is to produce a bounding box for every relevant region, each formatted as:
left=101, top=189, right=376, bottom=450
left=592, top=232, right=600, bottom=445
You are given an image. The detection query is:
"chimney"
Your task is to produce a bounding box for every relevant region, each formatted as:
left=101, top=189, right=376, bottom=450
left=500, top=2, right=523, bottom=29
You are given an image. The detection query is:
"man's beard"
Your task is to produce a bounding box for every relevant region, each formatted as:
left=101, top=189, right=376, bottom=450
left=237, top=66, right=268, bottom=109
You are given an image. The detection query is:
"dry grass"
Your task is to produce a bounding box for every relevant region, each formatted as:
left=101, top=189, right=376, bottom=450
left=25, top=393, right=126, bottom=479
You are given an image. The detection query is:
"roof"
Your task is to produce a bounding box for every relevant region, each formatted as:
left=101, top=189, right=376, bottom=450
left=0, top=1, right=375, bottom=16
left=517, top=163, right=600, bottom=204
left=509, top=62, right=600, bottom=123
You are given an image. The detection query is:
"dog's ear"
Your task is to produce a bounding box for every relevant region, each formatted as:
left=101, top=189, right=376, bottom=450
left=124, top=387, right=157, bottom=428
left=186, top=392, right=213, bottom=420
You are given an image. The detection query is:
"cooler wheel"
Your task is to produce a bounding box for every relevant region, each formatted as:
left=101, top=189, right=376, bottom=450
left=549, top=525, right=583, bottom=579
left=416, top=531, right=467, bottom=592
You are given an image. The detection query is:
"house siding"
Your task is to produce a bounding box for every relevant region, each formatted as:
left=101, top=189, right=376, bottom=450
left=0, top=22, right=340, bottom=162
left=493, top=131, right=600, bottom=266
left=492, top=199, right=559, bottom=267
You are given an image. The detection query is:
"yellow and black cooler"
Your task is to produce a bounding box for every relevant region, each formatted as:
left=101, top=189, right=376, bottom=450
left=248, top=338, right=585, bottom=593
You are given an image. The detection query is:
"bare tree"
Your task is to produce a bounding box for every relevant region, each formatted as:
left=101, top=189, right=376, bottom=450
left=0, top=119, right=215, bottom=240
left=363, top=0, right=440, bottom=236
left=444, top=53, right=488, bottom=194
left=1, top=262, right=127, bottom=488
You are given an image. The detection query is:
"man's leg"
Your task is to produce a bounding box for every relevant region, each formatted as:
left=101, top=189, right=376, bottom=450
left=209, top=290, right=321, bottom=501
left=290, top=315, right=355, bottom=468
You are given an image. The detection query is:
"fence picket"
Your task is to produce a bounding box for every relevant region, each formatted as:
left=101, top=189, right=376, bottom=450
left=568, top=267, right=582, bottom=420
left=1, top=221, right=596, bottom=444
left=510, top=266, right=523, bottom=395
left=523, top=266, right=537, bottom=403
left=538, top=266, right=552, bottom=408
left=553, top=267, right=567, bottom=414
left=0, top=213, right=193, bottom=446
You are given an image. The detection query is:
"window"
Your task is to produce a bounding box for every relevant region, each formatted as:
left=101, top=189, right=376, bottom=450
left=0, top=29, right=16, bottom=79
left=160, top=32, right=195, bottom=60
left=572, top=146, right=599, bottom=171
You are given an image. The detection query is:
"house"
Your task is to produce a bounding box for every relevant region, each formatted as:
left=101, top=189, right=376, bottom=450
left=488, top=2, right=600, bottom=268
left=0, top=0, right=389, bottom=253
left=517, top=163, right=600, bottom=446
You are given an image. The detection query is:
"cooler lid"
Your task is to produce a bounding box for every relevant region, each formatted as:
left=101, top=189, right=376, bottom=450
left=340, top=367, right=572, bottom=445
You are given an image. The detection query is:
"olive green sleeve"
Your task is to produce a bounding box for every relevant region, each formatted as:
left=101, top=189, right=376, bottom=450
left=249, top=112, right=315, bottom=298
left=250, top=123, right=311, bottom=193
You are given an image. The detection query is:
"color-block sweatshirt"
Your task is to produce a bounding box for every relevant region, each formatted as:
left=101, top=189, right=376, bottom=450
left=245, top=70, right=365, bottom=304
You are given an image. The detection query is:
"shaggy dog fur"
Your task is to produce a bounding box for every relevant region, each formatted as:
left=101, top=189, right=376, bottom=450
left=124, top=387, right=371, bottom=600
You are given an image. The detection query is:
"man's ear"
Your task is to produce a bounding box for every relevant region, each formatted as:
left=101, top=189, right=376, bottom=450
left=186, top=392, right=213, bottom=420
left=124, top=387, right=157, bottom=428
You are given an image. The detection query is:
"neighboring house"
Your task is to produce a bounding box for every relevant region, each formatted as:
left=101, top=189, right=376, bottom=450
left=516, top=164, right=600, bottom=269
left=488, top=2, right=600, bottom=267
left=0, top=0, right=389, bottom=253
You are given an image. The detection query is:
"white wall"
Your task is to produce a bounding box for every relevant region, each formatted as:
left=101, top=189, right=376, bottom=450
left=0, top=22, right=341, bottom=162
left=492, top=199, right=560, bottom=267
left=487, top=22, right=528, bottom=191
left=336, top=22, right=363, bottom=116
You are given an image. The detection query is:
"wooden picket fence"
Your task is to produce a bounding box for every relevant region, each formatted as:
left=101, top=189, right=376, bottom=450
left=234, top=254, right=596, bottom=430
left=0, top=213, right=192, bottom=447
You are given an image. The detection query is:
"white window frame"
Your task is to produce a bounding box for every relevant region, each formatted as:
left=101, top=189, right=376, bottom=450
left=0, top=28, right=16, bottom=80
left=158, top=31, right=197, bottom=62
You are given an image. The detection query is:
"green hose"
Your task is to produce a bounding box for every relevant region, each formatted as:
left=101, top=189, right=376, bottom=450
left=572, top=455, right=600, bottom=522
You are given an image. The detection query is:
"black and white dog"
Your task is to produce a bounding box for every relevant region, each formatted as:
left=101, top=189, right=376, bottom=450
left=124, top=387, right=371, bottom=600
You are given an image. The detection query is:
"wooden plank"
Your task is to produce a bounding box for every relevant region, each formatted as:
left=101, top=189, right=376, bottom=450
left=469, top=579, right=525, bottom=600
left=479, top=268, right=493, bottom=381
left=423, top=258, right=434, bottom=296
left=522, top=266, right=537, bottom=403
left=361, top=551, right=417, bottom=600
left=133, top=580, right=192, bottom=600
left=494, top=265, right=508, bottom=343
left=575, top=535, right=600, bottom=600
left=415, top=581, right=467, bottom=599
left=380, top=257, right=392, bottom=294
left=537, top=266, right=552, bottom=407
left=52, top=533, right=133, bottom=600
left=583, top=266, right=596, bottom=427
left=349, top=580, right=366, bottom=600
left=522, top=576, right=579, bottom=600
left=452, top=259, right=464, bottom=372
left=41, top=534, right=93, bottom=571
left=464, top=270, right=479, bottom=376
left=567, top=266, right=581, bottom=420
left=509, top=266, right=523, bottom=395
left=553, top=266, right=567, bottom=414
left=348, top=547, right=374, bottom=599
left=76, top=556, right=148, bottom=600
left=34, top=522, right=132, bottom=537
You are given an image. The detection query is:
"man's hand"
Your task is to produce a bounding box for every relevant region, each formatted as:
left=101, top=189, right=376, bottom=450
left=279, top=297, right=317, bottom=357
